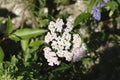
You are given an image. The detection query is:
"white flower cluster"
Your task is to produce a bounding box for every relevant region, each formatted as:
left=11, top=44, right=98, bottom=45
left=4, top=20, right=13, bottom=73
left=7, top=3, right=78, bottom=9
left=44, top=18, right=86, bottom=66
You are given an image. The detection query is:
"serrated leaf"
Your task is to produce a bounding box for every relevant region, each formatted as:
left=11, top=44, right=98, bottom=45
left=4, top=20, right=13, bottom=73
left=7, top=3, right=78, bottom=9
left=74, top=12, right=91, bottom=26
left=0, top=47, right=4, bottom=63
left=6, top=16, right=12, bottom=35
left=9, top=28, right=47, bottom=40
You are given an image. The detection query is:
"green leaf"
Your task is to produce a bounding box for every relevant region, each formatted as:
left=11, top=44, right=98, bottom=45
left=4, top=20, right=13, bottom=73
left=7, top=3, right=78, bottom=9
left=16, top=76, right=23, bottom=80
left=107, top=1, right=118, bottom=11
left=82, top=58, right=93, bottom=64
left=24, top=53, right=31, bottom=62
left=52, top=63, right=70, bottom=72
left=6, top=16, right=12, bottom=35
left=0, top=63, right=3, bottom=70
left=29, top=40, right=45, bottom=53
left=29, top=40, right=45, bottom=48
left=118, top=0, right=120, bottom=4
left=9, top=34, right=20, bottom=42
left=74, top=12, right=91, bottom=26
left=0, top=46, right=4, bottom=63
left=109, top=10, right=114, bottom=17
left=87, top=0, right=99, bottom=12
left=40, top=19, right=49, bottom=27
left=11, top=55, right=18, bottom=66
left=32, top=52, right=38, bottom=61
left=9, top=28, right=47, bottom=40
left=60, top=0, right=70, bottom=5
left=21, top=40, right=29, bottom=51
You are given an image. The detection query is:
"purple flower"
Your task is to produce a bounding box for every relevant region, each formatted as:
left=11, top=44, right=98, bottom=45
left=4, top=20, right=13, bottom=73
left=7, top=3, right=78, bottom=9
left=103, top=0, right=108, bottom=3
left=72, top=47, right=86, bottom=62
left=97, top=0, right=108, bottom=7
left=92, top=6, right=101, bottom=21
left=97, top=3, right=106, bottom=7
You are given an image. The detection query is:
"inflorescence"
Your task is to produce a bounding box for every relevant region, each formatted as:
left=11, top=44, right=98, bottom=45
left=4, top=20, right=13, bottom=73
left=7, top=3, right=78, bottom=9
left=43, top=18, right=86, bottom=66
left=92, top=0, right=108, bottom=21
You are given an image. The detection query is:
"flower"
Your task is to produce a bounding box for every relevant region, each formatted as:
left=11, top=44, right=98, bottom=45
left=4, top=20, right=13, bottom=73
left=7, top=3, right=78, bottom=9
left=44, top=32, right=52, bottom=43
left=48, top=21, right=56, bottom=33
left=92, top=6, right=101, bottom=21
left=65, top=19, right=73, bottom=32
left=63, top=51, right=73, bottom=61
left=72, top=47, right=86, bottom=62
left=55, top=18, right=64, bottom=32
left=92, top=0, right=109, bottom=21
left=43, top=47, right=51, bottom=53
left=62, top=32, right=71, bottom=41
left=43, top=47, right=60, bottom=66
left=97, top=0, right=108, bottom=7
left=102, top=0, right=108, bottom=6
left=103, top=0, right=108, bottom=3
left=43, top=18, right=86, bottom=66
left=72, top=34, right=82, bottom=49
